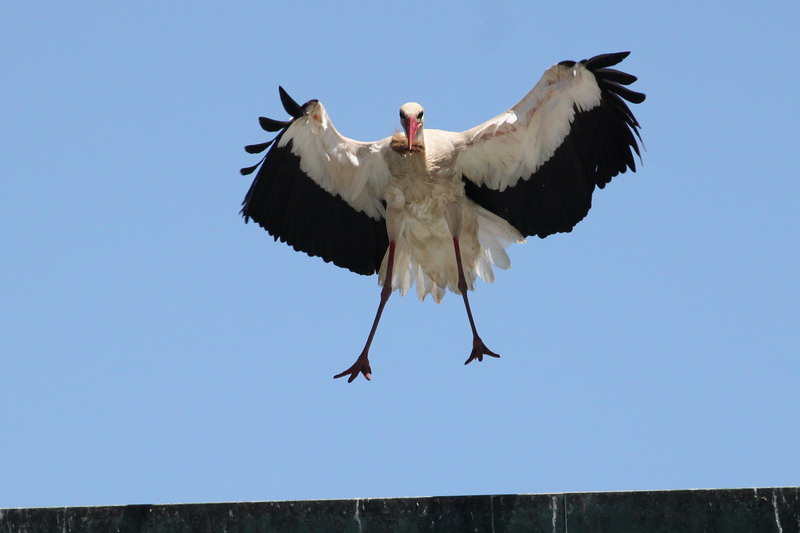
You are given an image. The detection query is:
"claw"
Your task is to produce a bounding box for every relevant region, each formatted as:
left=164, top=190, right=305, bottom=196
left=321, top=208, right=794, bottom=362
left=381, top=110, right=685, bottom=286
left=334, top=352, right=372, bottom=382
left=464, top=336, right=500, bottom=365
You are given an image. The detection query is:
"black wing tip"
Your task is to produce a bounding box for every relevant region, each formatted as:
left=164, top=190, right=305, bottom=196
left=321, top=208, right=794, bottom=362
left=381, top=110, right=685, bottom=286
left=240, top=161, right=262, bottom=175
left=240, top=87, right=308, bottom=176
left=580, top=52, right=646, bottom=106
left=278, top=86, right=304, bottom=118
left=560, top=51, right=633, bottom=74
left=244, top=140, right=274, bottom=154
left=583, top=51, right=632, bottom=71
left=259, top=116, right=291, bottom=132
left=603, top=81, right=646, bottom=104
left=594, top=68, right=638, bottom=86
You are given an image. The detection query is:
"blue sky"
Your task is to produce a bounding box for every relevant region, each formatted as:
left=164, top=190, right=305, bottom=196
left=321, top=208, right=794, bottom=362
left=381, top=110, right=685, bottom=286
left=2, top=1, right=798, bottom=508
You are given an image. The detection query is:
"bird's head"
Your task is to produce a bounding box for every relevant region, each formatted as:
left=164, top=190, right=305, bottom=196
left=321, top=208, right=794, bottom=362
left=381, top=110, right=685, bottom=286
left=399, top=102, right=425, bottom=151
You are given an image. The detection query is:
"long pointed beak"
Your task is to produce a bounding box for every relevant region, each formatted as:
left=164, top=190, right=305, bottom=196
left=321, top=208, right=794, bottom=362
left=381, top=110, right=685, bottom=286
left=405, top=117, right=418, bottom=151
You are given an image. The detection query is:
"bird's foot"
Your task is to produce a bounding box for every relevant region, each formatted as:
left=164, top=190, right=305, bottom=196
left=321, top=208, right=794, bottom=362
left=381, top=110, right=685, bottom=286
left=333, top=351, right=372, bottom=383
left=464, top=336, right=500, bottom=365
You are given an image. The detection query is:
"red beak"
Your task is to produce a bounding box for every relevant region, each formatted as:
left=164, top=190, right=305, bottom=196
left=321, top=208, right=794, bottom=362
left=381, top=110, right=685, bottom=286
left=405, top=116, right=418, bottom=151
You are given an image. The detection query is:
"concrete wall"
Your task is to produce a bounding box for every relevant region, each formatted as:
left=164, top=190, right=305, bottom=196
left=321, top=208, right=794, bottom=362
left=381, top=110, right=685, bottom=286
left=2, top=487, right=798, bottom=532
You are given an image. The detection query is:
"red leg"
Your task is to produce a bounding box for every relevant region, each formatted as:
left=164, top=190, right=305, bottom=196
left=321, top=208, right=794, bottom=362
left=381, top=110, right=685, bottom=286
left=334, top=241, right=396, bottom=382
left=453, top=237, right=500, bottom=365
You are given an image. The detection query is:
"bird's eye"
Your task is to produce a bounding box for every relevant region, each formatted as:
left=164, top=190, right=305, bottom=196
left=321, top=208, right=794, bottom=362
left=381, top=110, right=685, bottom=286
left=399, top=110, right=405, bottom=120
left=417, top=111, right=424, bottom=120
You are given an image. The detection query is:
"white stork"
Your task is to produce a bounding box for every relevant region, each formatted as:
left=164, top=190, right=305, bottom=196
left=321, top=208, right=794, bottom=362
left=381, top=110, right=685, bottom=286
left=240, top=51, right=645, bottom=382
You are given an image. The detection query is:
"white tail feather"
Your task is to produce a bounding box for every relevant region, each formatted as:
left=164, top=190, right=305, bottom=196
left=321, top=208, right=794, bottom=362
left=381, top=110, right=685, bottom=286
left=380, top=205, right=523, bottom=302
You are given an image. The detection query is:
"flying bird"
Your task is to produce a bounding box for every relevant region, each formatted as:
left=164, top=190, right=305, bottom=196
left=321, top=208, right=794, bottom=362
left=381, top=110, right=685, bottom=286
left=240, top=51, right=645, bottom=382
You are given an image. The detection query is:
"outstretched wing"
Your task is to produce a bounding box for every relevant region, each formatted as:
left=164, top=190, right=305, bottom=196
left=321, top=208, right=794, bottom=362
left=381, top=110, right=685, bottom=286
left=455, top=52, right=645, bottom=238
left=241, top=88, right=391, bottom=275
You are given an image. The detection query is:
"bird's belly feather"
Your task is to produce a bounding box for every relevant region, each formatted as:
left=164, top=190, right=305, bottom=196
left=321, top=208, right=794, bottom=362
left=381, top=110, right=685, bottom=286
left=380, top=179, right=483, bottom=302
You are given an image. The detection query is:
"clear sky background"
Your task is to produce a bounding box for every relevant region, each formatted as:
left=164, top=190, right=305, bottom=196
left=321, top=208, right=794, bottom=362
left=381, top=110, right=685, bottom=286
left=2, top=1, right=798, bottom=509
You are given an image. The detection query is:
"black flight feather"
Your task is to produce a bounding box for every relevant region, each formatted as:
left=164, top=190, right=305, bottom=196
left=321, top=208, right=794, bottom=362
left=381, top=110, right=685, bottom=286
left=278, top=86, right=304, bottom=119
left=259, top=116, right=290, bottom=132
